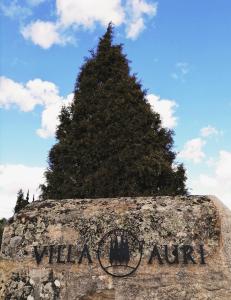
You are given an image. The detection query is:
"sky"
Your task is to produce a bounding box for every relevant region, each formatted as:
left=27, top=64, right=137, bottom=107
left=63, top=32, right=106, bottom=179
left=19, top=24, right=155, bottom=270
left=0, top=0, right=231, bottom=218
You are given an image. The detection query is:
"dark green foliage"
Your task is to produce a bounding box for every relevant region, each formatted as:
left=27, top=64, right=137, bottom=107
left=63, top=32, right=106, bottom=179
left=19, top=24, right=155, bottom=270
left=26, top=190, right=29, bottom=202
left=0, top=218, right=6, bottom=249
left=41, top=24, right=187, bottom=200
left=14, top=189, right=29, bottom=214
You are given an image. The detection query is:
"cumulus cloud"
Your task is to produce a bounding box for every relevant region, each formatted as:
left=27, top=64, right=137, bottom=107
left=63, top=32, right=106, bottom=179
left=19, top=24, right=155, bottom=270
left=189, top=150, right=231, bottom=209
left=0, top=164, right=45, bottom=218
left=57, top=0, right=125, bottom=28
left=200, top=125, right=220, bottom=138
left=37, top=93, right=73, bottom=138
left=178, top=138, right=206, bottom=163
left=0, top=76, right=73, bottom=138
left=178, top=125, right=223, bottom=164
left=0, top=76, right=59, bottom=111
left=125, top=18, right=144, bottom=40
left=146, top=94, right=178, bottom=129
left=125, top=0, right=157, bottom=39
left=178, top=125, right=230, bottom=208
left=21, top=20, right=73, bottom=49
left=20, top=0, right=158, bottom=48
left=0, top=77, right=177, bottom=137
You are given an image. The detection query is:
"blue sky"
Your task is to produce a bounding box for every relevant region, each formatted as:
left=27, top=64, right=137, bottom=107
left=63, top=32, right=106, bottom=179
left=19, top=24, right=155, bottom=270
left=1, top=0, right=231, bottom=218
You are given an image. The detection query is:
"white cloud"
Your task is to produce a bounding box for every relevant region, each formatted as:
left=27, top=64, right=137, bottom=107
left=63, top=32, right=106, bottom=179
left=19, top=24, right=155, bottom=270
left=189, top=150, right=231, bottom=209
left=126, top=18, right=145, bottom=39
left=125, top=0, right=157, bottom=39
left=215, top=151, right=231, bottom=180
left=0, top=0, right=45, bottom=20
left=178, top=125, right=223, bottom=164
left=1, top=77, right=177, bottom=137
left=0, top=76, right=73, bottom=138
left=0, top=0, right=32, bottom=19
left=20, top=0, right=158, bottom=48
left=36, top=102, right=63, bottom=139
left=206, top=157, right=216, bottom=167
left=200, top=125, right=220, bottom=137
left=178, top=138, right=206, bottom=163
left=21, top=20, right=73, bottom=49
left=0, top=164, right=45, bottom=218
left=57, top=0, right=125, bottom=28
left=146, top=94, right=178, bottom=129
left=0, top=76, right=58, bottom=111
left=37, top=93, right=73, bottom=138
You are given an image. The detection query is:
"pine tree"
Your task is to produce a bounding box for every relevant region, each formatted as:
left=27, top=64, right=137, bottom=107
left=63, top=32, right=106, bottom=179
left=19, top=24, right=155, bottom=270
left=14, top=189, right=29, bottom=214
left=0, top=218, right=6, bottom=249
left=41, top=24, right=187, bottom=200
left=26, top=190, right=30, bottom=203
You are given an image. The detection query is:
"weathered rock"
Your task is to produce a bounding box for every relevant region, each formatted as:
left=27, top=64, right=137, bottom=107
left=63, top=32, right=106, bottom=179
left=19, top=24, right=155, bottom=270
left=15, top=224, right=24, bottom=236
left=9, top=236, right=22, bottom=248
left=54, top=280, right=60, bottom=288
left=0, top=195, right=230, bottom=299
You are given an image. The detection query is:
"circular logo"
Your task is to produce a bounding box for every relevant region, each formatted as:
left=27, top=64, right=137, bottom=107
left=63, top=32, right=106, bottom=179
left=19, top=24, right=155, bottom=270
left=97, top=229, right=143, bottom=277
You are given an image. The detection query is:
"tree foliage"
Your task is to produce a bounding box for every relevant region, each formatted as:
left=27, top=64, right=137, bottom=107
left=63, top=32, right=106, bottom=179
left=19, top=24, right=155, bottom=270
left=41, top=24, right=187, bottom=199
left=0, top=218, right=6, bottom=249
left=14, top=189, right=29, bottom=214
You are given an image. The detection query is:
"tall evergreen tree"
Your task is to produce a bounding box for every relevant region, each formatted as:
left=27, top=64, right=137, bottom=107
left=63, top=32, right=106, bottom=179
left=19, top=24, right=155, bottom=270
left=41, top=24, right=187, bottom=200
left=14, top=189, right=29, bottom=214
left=26, top=190, right=29, bottom=202
left=0, top=218, right=6, bottom=249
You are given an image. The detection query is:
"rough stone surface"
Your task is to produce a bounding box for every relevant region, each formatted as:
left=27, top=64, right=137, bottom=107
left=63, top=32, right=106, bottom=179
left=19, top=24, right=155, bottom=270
left=0, top=195, right=231, bottom=299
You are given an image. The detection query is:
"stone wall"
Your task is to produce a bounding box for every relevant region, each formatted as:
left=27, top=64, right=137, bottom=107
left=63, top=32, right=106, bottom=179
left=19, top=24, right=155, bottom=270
left=0, top=196, right=231, bottom=299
